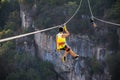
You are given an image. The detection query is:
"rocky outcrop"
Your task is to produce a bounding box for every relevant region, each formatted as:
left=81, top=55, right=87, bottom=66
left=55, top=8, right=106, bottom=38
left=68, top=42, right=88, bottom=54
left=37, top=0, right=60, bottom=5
left=34, top=32, right=110, bottom=80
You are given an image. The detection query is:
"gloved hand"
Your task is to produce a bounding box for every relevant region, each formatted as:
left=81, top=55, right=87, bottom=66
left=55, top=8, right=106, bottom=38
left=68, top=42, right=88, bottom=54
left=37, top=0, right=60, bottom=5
left=63, top=24, right=67, bottom=31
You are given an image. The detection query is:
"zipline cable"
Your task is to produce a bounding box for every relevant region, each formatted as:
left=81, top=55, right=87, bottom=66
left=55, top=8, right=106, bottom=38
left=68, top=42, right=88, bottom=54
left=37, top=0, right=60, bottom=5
left=87, top=0, right=93, bottom=18
left=0, top=25, right=61, bottom=43
left=94, top=17, right=120, bottom=27
left=87, top=0, right=120, bottom=27
left=64, top=0, right=83, bottom=24
left=0, top=0, right=83, bottom=43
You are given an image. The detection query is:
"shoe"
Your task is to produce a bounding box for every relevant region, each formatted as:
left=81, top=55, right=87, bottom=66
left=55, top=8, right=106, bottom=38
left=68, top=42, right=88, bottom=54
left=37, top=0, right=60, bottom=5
left=62, top=56, right=66, bottom=63
left=74, top=55, right=79, bottom=60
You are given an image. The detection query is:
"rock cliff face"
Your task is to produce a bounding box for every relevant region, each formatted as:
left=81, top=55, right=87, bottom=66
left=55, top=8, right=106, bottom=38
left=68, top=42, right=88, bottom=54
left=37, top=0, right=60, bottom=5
left=19, top=2, right=111, bottom=80
left=34, top=32, right=110, bottom=80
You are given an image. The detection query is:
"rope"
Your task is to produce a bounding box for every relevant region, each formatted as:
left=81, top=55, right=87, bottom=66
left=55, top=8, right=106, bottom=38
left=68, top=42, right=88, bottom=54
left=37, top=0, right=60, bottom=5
left=0, top=0, right=83, bottom=43
left=64, top=0, right=83, bottom=24
left=94, top=17, right=120, bottom=27
left=0, top=25, right=61, bottom=43
left=87, top=0, right=93, bottom=18
left=87, top=0, right=120, bottom=27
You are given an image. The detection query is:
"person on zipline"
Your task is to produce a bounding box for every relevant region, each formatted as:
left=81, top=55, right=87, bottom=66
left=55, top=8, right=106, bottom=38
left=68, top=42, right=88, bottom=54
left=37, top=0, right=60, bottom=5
left=56, top=24, right=79, bottom=63
left=90, top=17, right=97, bottom=28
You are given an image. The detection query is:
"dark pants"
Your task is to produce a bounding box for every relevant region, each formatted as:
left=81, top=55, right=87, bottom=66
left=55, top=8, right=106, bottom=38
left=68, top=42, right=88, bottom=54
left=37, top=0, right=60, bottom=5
left=60, top=45, right=70, bottom=52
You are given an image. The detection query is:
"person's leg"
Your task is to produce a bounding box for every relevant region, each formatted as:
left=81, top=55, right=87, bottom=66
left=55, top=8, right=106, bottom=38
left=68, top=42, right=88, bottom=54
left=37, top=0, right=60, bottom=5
left=63, top=51, right=69, bottom=57
left=69, top=49, right=79, bottom=60
left=62, top=51, right=69, bottom=63
left=60, top=46, right=69, bottom=63
left=69, top=49, right=77, bottom=57
left=61, top=45, right=79, bottom=62
left=63, top=45, right=77, bottom=57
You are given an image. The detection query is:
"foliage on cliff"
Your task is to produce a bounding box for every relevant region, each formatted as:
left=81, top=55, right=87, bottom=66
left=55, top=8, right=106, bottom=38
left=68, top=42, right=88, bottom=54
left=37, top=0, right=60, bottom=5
left=0, top=1, right=56, bottom=80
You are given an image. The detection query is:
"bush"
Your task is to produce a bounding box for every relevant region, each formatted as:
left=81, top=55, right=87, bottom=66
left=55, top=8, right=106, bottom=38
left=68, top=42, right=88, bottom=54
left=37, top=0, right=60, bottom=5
left=85, top=57, right=104, bottom=74
left=106, top=51, right=120, bottom=80
left=0, top=52, right=56, bottom=80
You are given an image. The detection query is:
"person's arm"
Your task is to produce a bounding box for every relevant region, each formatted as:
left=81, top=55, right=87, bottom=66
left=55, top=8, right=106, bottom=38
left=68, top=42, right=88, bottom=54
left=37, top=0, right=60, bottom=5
left=62, top=24, right=70, bottom=38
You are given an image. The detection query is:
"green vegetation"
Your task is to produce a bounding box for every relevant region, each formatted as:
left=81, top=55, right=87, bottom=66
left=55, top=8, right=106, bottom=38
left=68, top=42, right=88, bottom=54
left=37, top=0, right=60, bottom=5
left=107, top=0, right=120, bottom=21
left=85, top=57, right=104, bottom=74
left=19, top=0, right=34, bottom=8
left=106, top=51, right=120, bottom=80
left=0, top=0, right=56, bottom=80
left=33, top=0, right=120, bottom=36
left=0, top=52, right=56, bottom=80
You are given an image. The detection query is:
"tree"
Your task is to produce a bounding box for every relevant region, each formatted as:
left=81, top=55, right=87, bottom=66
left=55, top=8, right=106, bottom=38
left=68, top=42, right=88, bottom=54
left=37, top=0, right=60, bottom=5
left=107, top=0, right=120, bottom=21
left=106, top=51, right=120, bottom=80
